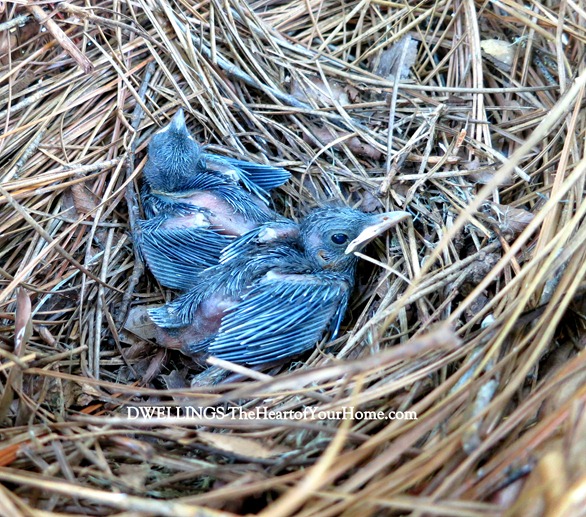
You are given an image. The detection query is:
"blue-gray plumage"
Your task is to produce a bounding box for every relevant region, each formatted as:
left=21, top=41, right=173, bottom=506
left=148, top=207, right=410, bottom=365
left=137, top=108, right=290, bottom=290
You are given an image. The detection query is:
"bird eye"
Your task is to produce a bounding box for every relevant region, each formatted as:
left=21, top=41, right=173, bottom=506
left=331, top=233, right=349, bottom=245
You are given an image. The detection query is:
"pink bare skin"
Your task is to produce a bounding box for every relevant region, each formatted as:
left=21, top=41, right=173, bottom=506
left=166, top=191, right=271, bottom=236
left=155, top=292, right=238, bottom=354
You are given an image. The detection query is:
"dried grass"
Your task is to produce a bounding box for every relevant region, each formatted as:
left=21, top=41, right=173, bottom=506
left=1, top=0, right=586, bottom=515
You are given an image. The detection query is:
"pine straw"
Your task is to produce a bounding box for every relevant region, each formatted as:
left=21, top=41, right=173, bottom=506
left=1, top=0, right=586, bottom=515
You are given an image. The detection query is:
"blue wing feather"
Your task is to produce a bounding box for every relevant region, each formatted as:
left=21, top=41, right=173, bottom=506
left=209, top=274, right=351, bottom=365
left=220, top=219, right=299, bottom=263
left=138, top=218, right=232, bottom=290
left=148, top=288, right=206, bottom=328
left=222, top=157, right=291, bottom=192
left=204, top=154, right=290, bottom=202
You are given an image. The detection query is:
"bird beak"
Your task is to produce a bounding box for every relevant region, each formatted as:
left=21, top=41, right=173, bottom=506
left=345, top=211, right=410, bottom=254
left=157, top=108, right=187, bottom=135
left=170, top=108, right=186, bottom=132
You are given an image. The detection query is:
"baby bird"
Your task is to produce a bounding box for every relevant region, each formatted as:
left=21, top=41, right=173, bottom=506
left=137, top=109, right=290, bottom=290
left=149, top=206, right=410, bottom=365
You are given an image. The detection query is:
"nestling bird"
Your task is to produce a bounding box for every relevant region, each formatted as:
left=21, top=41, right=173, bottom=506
left=137, top=108, right=290, bottom=290
left=148, top=206, right=410, bottom=365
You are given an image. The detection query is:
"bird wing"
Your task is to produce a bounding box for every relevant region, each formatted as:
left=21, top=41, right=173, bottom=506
left=205, top=155, right=290, bottom=202
left=138, top=219, right=232, bottom=291
left=219, top=219, right=300, bottom=263
left=208, top=272, right=351, bottom=365
left=148, top=287, right=206, bottom=328
left=223, top=157, right=291, bottom=193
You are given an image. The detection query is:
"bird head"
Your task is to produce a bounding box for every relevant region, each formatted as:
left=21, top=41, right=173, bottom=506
left=144, top=108, right=204, bottom=192
left=300, top=206, right=410, bottom=272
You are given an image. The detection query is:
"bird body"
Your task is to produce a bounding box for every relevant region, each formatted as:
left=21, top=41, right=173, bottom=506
left=149, top=207, right=410, bottom=365
left=137, top=109, right=290, bottom=290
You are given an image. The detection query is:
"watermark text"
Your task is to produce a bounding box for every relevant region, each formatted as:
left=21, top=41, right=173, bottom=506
left=126, top=406, right=417, bottom=421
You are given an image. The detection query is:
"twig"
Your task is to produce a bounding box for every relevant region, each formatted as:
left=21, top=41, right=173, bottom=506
left=0, top=14, right=30, bottom=32
left=26, top=5, right=94, bottom=74
left=384, top=37, right=410, bottom=182
left=5, top=127, right=47, bottom=181
left=116, top=61, right=155, bottom=327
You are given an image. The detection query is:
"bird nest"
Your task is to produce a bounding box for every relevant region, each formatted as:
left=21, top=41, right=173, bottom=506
left=1, top=1, right=586, bottom=515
